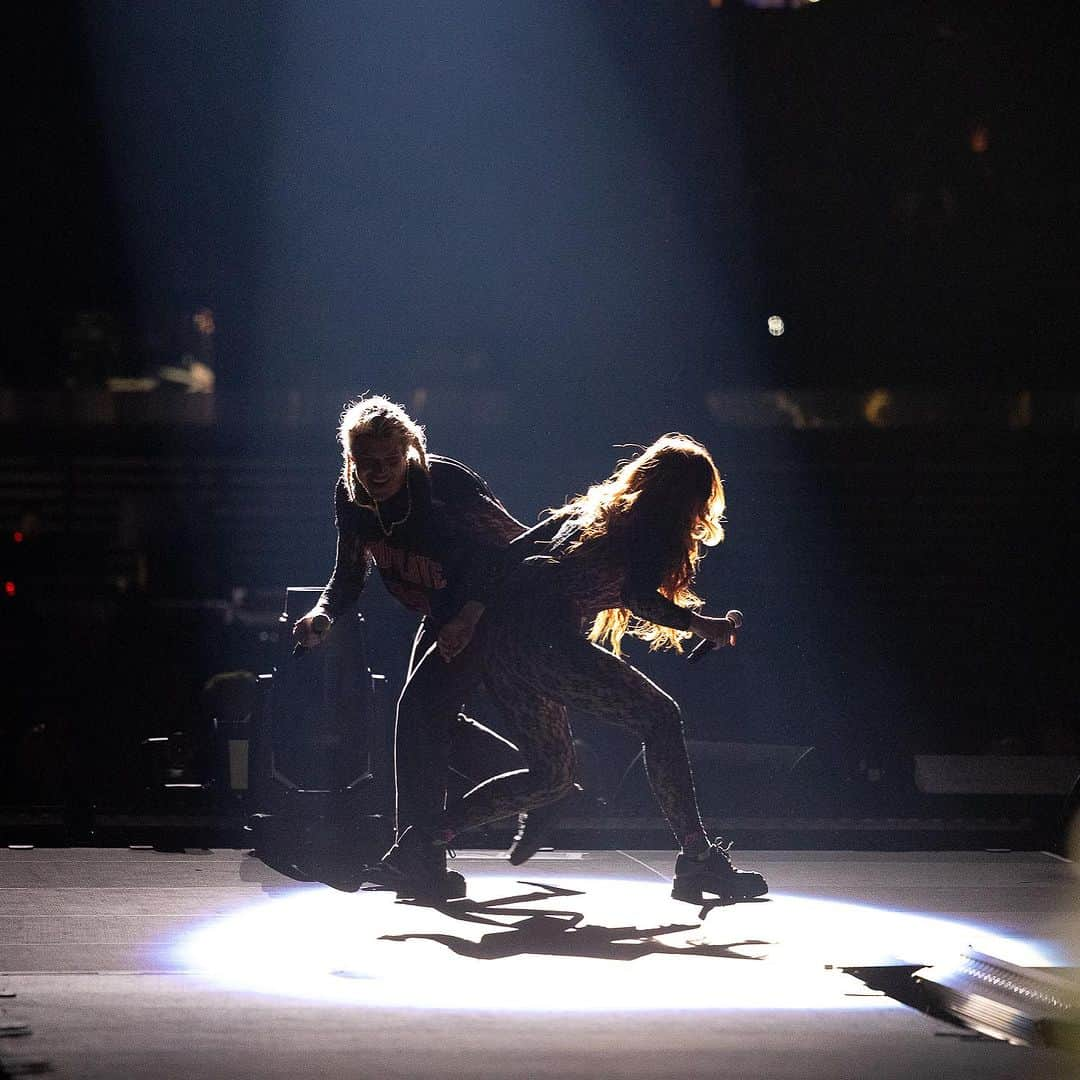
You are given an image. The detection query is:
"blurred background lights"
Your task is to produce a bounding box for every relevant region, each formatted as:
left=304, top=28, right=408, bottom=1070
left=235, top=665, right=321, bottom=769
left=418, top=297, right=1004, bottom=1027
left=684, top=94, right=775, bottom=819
left=768, top=315, right=785, bottom=336
left=970, top=124, right=990, bottom=154
left=192, top=307, right=215, bottom=336
left=864, top=388, right=892, bottom=426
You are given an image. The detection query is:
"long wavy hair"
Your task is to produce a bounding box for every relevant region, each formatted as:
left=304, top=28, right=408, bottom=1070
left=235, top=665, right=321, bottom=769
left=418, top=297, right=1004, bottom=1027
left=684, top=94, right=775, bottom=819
left=552, top=433, right=725, bottom=655
left=338, top=395, right=429, bottom=504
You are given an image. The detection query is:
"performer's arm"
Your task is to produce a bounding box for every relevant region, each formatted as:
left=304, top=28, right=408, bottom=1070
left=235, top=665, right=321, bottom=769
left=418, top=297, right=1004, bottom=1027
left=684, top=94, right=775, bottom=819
left=621, top=580, right=694, bottom=633
left=437, top=456, right=527, bottom=545
left=439, top=512, right=568, bottom=659
left=295, top=479, right=372, bottom=646
left=433, top=458, right=527, bottom=613
left=621, top=532, right=736, bottom=645
left=620, top=527, right=694, bottom=633
left=427, top=458, right=521, bottom=657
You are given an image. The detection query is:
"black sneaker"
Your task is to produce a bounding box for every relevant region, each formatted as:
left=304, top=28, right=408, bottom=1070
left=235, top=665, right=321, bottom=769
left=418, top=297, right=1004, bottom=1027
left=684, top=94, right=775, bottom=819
left=508, top=783, right=583, bottom=866
left=364, top=826, right=467, bottom=903
left=671, top=839, right=768, bottom=904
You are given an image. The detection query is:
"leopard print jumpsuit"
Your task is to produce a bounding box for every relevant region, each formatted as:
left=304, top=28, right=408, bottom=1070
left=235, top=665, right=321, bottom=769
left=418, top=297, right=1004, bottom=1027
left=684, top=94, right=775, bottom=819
left=439, top=519, right=710, bottom=848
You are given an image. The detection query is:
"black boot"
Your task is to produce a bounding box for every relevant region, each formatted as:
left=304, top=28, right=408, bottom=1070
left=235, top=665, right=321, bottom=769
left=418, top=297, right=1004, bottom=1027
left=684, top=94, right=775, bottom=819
left=365, top=826, right=467, bottom=903
left=507, top=783, right=583, bottom=866
left=671, top=839, right=768, bottom=904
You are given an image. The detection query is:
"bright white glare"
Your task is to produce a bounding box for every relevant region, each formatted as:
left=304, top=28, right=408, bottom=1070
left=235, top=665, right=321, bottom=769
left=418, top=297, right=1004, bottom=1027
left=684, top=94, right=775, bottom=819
left=168, top=873, right=1058, bottom=1012
left=767, top=315, right=785, bottom=336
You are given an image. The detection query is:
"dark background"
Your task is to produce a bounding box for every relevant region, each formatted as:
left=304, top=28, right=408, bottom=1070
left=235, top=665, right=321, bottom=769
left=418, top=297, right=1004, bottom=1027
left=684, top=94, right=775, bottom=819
left=2, top=1, right=1077, bottom=829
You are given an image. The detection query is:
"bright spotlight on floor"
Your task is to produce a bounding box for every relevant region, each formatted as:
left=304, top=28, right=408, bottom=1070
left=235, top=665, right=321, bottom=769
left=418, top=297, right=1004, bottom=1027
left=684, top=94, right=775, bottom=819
left=168, top=871, right=1056, bottom=1013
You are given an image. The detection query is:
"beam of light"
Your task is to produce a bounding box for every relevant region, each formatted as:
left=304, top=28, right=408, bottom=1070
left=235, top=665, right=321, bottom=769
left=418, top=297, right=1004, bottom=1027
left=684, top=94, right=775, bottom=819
left=167, top=872, right=1060, bottom=1012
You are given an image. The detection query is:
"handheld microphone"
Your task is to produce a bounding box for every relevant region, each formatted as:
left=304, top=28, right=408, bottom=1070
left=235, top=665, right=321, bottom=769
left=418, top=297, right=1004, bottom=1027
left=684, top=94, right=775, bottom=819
left=687, top=609, right=743, bottom=665
left=292, top=613, right=330, bottom=657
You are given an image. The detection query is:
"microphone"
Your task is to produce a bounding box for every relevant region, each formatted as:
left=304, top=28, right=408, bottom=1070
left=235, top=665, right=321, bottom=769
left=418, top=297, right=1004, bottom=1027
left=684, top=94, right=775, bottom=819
left=292, top=613, right=330, bottom=658
left=687, top=609, right=743, bottom=665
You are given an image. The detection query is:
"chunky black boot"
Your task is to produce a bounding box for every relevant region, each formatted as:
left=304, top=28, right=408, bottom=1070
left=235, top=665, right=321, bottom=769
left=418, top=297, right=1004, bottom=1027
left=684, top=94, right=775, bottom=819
left=365, top=826, right=467, bottom=903
left=671, top=839, right=768, bottom=904
left=507, top=783, right=584, bottom=866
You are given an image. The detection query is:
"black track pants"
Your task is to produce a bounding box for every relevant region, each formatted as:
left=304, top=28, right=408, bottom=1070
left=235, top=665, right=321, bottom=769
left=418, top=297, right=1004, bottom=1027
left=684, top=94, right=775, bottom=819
left=393, top=620, right=520, bottom=837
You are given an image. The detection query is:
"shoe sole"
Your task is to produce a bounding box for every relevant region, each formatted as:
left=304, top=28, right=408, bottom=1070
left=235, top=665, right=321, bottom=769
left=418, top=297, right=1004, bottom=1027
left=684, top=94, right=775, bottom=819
left=671, top=880, right=769, bottom=904
left=365, top=866, right=467, bottom=903
left=508, top=841, right=544, bottom=867
left=508, top=785, right=584, bottom=866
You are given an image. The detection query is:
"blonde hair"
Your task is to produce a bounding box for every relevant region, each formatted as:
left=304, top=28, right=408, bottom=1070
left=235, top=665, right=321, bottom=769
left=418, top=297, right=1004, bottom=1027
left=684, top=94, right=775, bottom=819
left=553, top=433, right=725, bottom=656
left=338, top=395, right=429, bottom=503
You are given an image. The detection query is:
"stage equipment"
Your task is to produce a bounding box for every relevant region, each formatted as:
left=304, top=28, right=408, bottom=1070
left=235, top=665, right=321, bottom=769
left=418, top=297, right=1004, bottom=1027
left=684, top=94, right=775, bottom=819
left=782, top=742, right=918, bottom=817
left=201, top=670, right=260, bottom=798
left=246, top=587, right=391, bottom=885
left=915, top=753, right=1080, bottom=850
left=610, top=739, right=812, bottom=818
left=913, top=754, right=1080, bottom=796
left=911, top=950, right=1080, bottom=1049
left=1062, top=770, right=1080, bottom=857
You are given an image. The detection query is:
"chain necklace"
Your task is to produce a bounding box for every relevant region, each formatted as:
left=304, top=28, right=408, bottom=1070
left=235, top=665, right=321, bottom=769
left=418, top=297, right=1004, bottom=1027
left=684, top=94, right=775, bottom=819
left=359, top=470, right=412, bottom=536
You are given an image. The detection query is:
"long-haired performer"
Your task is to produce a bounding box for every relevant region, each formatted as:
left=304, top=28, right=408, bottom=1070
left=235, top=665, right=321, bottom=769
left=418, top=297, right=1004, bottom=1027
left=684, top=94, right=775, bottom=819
left=293, top=394, right=546, bottom=900
left=376, top=434, right=768, bottom=904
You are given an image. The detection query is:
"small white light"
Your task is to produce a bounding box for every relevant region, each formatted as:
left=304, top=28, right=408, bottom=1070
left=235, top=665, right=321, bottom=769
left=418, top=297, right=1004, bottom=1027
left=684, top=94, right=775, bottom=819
left=767, top=315, right=785, bottom=336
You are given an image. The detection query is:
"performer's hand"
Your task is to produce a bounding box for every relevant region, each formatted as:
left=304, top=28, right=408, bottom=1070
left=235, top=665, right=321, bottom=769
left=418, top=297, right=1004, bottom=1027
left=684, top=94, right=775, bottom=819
left=688, top=611, right=740, bottom=649
left=292, top=610, right=330, bottom=649
left=437, top=614, right=476, bottom=662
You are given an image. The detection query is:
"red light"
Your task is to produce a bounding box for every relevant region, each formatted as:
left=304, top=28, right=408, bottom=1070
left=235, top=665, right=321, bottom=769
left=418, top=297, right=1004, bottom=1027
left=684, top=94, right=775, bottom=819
left=12, top=531, right=23, bottom=543
left=4, top=581, right=15, bottom=597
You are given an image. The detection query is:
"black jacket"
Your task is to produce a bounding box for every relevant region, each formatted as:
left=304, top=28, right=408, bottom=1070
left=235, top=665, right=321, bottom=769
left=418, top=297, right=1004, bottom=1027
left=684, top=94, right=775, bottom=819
left=316, top=456, right=524, bottom=626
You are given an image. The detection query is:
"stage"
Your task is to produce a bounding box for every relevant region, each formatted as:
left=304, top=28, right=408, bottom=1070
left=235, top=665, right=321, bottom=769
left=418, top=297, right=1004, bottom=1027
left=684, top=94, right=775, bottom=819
left=1, top=847, right=1077, bottom=1079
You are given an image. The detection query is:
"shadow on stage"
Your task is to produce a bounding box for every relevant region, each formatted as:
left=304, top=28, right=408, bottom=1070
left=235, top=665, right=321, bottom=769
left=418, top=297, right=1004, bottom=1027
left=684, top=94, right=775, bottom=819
left=369, top=880, right=773, bottom=963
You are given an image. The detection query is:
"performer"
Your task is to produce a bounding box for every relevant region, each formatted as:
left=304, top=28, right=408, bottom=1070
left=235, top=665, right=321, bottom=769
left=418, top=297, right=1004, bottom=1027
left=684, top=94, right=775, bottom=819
left=293, top=394, right=562, bottom=900
left=378, top=433, right=768, bottom=904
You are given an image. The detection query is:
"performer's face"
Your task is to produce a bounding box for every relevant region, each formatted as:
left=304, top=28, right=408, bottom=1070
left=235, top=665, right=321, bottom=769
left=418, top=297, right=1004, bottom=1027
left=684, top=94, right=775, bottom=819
left=350, top=434, right=409, bottom=501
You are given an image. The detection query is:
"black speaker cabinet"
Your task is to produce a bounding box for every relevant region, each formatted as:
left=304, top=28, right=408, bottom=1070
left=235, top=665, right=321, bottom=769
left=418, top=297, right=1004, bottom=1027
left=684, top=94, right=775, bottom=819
left=247, top=587, right=391, bottom=883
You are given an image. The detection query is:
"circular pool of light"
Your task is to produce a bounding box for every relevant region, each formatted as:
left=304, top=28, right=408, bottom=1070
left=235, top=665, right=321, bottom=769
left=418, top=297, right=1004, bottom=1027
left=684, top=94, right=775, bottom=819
left=169, top=871, right=1058, bottom=1012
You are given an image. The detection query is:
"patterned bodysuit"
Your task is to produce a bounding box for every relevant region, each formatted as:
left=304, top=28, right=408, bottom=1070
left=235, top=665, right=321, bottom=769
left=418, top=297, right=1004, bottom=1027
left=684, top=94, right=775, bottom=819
left=439, top=517, right=709, bottom=847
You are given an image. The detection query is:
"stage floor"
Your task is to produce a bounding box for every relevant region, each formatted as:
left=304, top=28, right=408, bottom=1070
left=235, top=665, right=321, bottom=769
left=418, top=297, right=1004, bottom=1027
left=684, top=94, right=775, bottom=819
left=1, top=847, right=1077, bottom=1079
